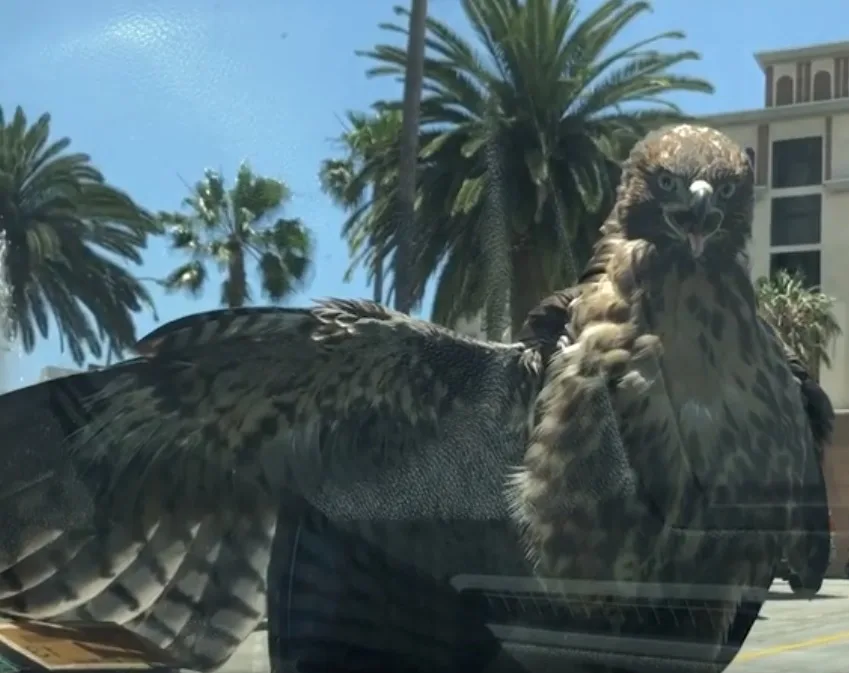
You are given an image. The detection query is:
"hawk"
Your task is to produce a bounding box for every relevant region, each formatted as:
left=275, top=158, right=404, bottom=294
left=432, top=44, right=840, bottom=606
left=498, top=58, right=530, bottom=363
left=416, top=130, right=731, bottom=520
left=507, top=123, right=831, bottom=655
left=515, top=263, right=835, bottom=661
left=0, top=124, right=830, bottom=672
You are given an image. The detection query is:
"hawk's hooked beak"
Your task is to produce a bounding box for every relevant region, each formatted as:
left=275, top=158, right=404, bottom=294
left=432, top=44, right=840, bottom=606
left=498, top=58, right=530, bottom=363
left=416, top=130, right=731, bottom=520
left=686, top=180, right=714, bottom=258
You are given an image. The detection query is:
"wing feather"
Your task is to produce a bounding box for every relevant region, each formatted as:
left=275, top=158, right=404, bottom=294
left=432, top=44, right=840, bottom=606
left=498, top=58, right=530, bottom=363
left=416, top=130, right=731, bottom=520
left=2, top=521, right=156, bottom=618
left=55, top=517, right=203, bottom=623
left=125, top=511, right=274, bottom=669
left=0, top=507, right=273, bottom=670
left=0, top=299, right=543, bottom=670
left=68, top=299, right=543, bottom=522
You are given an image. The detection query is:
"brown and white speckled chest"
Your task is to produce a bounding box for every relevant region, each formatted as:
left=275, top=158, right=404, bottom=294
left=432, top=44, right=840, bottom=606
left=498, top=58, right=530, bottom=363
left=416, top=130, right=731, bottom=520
left=637, top=266, right=805, bottom=496
left=654, top=272, right=752, bottom=435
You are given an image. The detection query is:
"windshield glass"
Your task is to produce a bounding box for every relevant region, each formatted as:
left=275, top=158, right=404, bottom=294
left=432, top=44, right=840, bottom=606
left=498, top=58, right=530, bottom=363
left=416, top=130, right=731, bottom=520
left=1, top=1, right=847, bottom=672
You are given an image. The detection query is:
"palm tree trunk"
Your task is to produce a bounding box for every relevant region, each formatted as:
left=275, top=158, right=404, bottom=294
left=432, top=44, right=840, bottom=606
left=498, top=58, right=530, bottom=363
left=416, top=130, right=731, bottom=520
left=226, top=246, right=249, bottom=308
left=392, top=0, right=427, bottom=314
left=809, top=354, right=821, bottom=382
left=481, top=104, right=511, bottom=342
left=372, top=246, right=384, bottom=303
left=551, top=183, right=579, bottom=287
left=370, top=184, right=385, bottom=304
left=510, top=244, right=548, bottom=337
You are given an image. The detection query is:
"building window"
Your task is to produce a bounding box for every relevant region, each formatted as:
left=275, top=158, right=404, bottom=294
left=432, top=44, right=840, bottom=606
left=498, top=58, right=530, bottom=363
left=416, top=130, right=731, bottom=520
left=768, top=191, right=822, bottom=291
left=771, top=136, right=823, bottom=188
left=813, top=70, right=832, bottom=101
left=770, top=194, right=822, bottom=246
left=775, top=75, right=794, bottom=106
left=770, top=251, right=821, bottom=289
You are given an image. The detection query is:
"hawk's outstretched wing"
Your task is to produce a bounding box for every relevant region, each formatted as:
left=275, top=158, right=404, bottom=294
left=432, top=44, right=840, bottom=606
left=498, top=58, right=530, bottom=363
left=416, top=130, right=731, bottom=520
left=0, top=376, right=276, bottom=670
left=0, top=300, right=543, bottom=670
left=122, top=299, right=543, bottom=522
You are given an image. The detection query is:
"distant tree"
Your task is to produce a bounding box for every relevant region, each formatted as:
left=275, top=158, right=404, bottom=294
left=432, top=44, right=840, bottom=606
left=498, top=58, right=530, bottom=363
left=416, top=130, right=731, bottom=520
left=158, top=162, right=313, bottom=308
left=0, top=105, right=157, bottom=364
left=319, top=109, right=403, bottom=303
left=756, top=269, right=842, bottom=377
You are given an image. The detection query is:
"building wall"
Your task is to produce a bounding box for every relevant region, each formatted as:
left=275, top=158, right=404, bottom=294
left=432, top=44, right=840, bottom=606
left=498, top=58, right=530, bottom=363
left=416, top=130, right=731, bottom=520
left=825, top=412, right=849, bottom=576
left=832, top=112, right=849, bottom=177
left=766, top=52, right=849, bottom=108
left=453, top=313, right=486, bottom=340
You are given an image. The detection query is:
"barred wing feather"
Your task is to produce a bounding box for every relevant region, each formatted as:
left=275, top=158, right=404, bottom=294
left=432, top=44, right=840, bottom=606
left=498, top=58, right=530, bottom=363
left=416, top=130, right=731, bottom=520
left=0, top=375, right=275, bottom=670
left=0, top=299, right=544, bottom=670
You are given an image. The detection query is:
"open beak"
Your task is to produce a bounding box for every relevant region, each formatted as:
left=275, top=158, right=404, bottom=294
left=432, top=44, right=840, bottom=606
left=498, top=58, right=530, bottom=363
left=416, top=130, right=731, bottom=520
left=687, top=180, right=714, bottom=258
left=687, top=233, right=706, bottom=257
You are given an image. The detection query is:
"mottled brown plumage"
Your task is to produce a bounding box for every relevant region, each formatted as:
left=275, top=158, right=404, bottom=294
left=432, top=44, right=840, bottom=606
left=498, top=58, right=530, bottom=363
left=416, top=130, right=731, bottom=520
left=0, top=300, right=545, bottom=670
left=517, top=288, right=834, bottom=455
left=509, top=124, right=831, bottom=658
left=516, top=268, right=834, bottom=658
left=0, top=375, right=274, bottom=670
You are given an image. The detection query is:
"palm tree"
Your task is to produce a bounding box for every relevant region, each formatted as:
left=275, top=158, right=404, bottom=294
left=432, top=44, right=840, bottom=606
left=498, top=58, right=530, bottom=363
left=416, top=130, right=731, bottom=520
left=319, top=109, right=404, bottom=303
left=756, top=270, right=842, bottom=378
left=0, top=105, right=158, bottom=364
left=393, top=0, right=428, bottom=314
left=158, top=162, right=313, bottom=308
left=357, top=0, right=714, bottom=337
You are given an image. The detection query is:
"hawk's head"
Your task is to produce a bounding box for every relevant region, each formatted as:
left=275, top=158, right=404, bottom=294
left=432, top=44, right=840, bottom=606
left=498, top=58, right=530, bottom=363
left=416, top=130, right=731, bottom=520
left=613, top=124, right=754, bottom=262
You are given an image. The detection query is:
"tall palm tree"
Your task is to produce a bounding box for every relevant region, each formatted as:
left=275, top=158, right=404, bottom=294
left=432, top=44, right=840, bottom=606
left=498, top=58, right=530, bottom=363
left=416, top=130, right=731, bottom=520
left=756, top=270, right=842, bottom=378
left=393, top=0, right=428, bottom=314
left=0, top=105, right=158, bottom=364
left=319, top=109, right=404, bottom=303
left=357, top=0, right=714, bottom=337
left=158, top=162, right=313, bottom=308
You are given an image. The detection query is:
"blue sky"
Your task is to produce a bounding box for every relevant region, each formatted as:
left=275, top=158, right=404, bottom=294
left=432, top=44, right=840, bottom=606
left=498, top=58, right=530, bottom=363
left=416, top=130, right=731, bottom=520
left=0, top=0, right=845, bottom=390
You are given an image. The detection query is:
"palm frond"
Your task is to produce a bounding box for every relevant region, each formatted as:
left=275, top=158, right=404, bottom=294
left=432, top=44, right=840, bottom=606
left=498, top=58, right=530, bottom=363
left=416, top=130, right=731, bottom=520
left=756, top=270, right=842, bottom=373
left=0, top=104, right=156, bottom=364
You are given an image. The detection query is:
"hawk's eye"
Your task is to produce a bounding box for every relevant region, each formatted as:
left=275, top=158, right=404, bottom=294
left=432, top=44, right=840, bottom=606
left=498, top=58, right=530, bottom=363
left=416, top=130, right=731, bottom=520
left=656, top=172, right=677, bottom=192
left=717, top=182, right=736, bottom=199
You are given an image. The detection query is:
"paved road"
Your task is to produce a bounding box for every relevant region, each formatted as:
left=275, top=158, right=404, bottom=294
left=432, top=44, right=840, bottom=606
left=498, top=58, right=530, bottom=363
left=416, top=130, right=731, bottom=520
left=220, top=579, right=849, bottom=672
left=729, top=578, right=849, bottom=672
